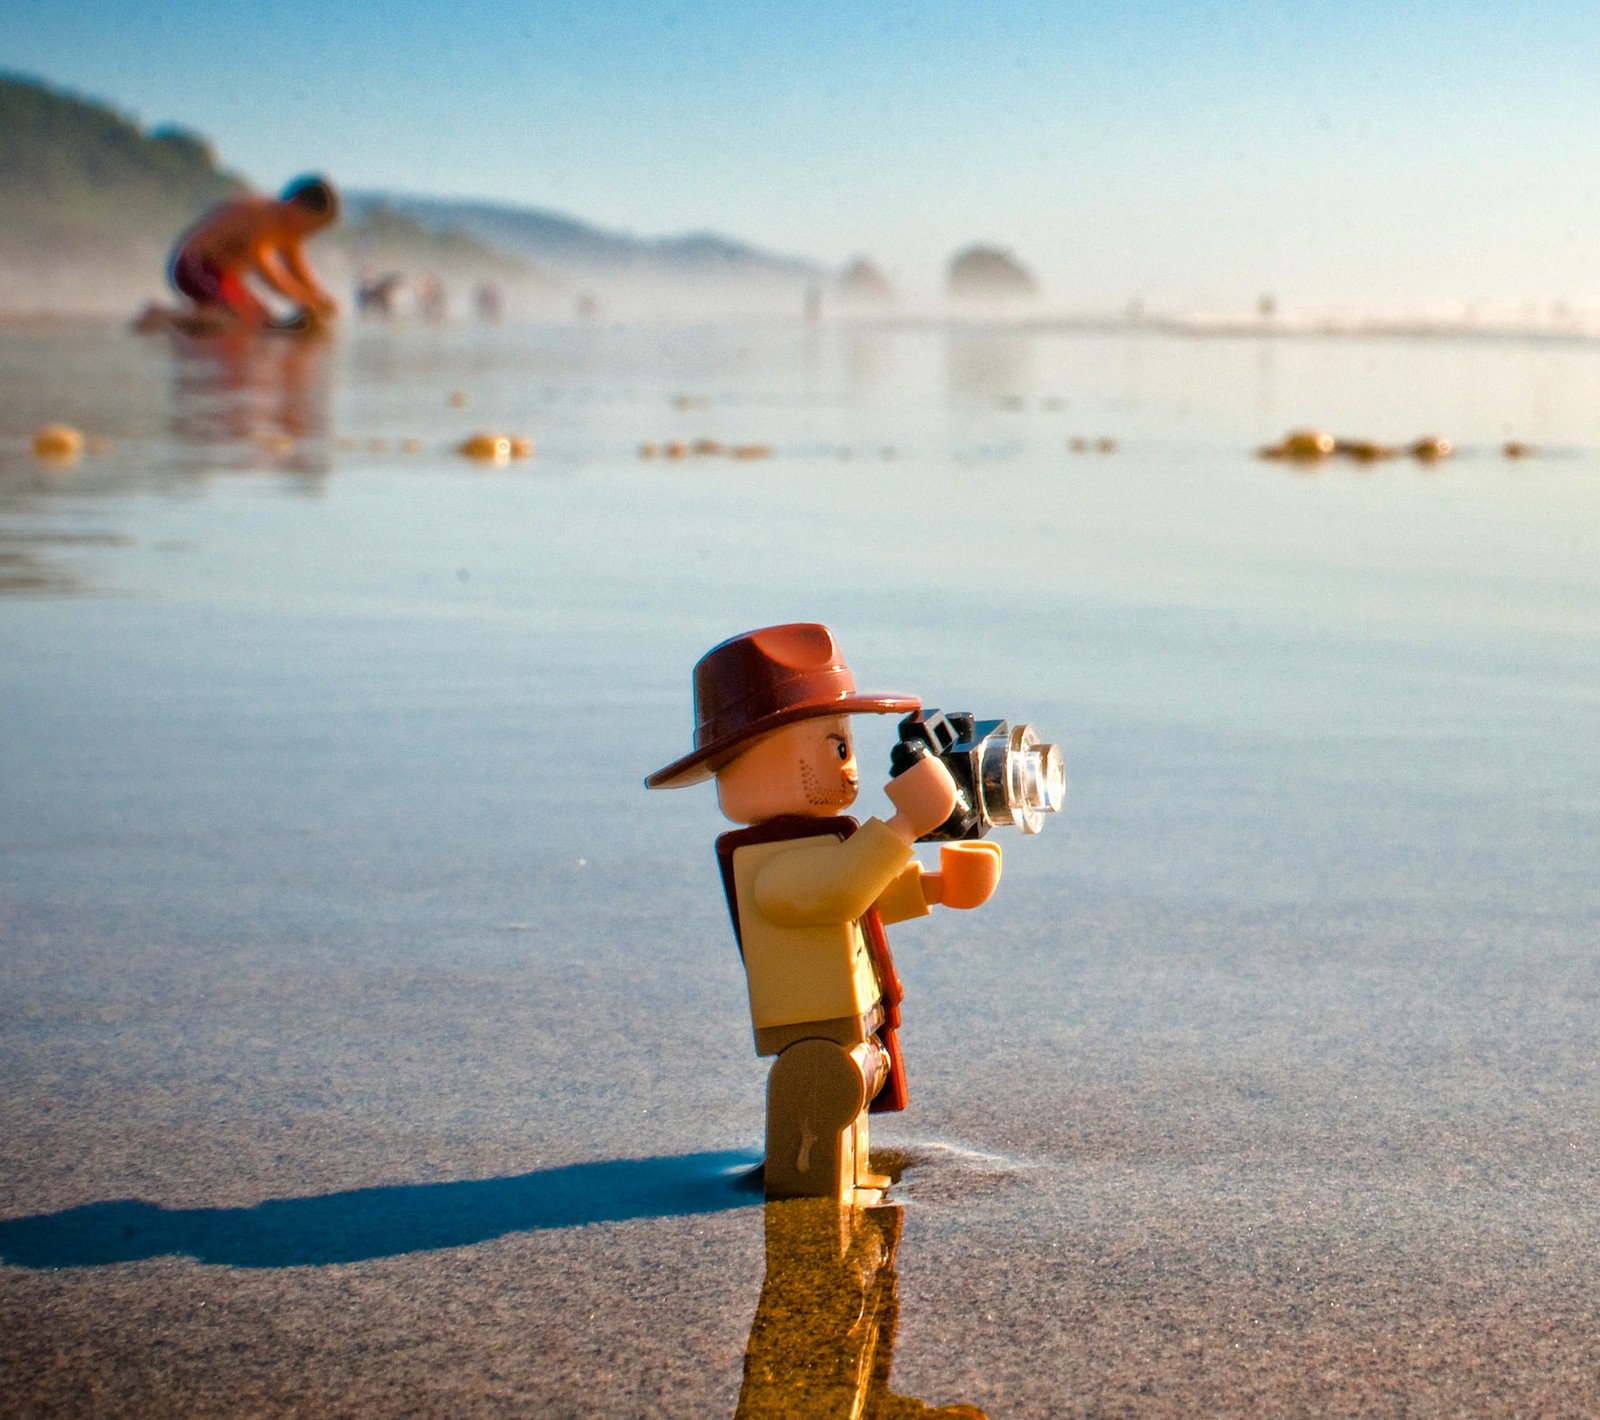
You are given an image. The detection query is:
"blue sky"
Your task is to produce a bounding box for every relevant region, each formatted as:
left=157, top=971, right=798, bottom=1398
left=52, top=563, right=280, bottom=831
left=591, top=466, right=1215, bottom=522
left=8, top=0, right=1600, bottom=310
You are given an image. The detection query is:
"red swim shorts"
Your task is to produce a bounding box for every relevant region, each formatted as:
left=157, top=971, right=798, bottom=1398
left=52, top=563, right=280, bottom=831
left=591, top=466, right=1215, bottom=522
left=170, top=249, right=250, bottom=310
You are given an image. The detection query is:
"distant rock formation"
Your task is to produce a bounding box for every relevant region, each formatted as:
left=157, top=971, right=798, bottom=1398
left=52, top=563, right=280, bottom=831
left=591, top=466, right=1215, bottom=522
left=947, top=245, right=1039, bottom=303
left=835, top=257, right=894, bottom=304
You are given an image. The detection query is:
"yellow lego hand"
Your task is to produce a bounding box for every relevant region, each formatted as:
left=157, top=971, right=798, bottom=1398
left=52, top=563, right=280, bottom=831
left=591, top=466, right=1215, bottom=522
left=883, top=755, right=958, bottom=842
left=934, top=841, right=1002, bottom=909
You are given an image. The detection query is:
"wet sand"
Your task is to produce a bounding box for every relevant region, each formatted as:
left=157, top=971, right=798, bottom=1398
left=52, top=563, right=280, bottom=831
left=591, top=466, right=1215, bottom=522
left=3, top=320, right=1599, bottom=1415
left=6, top=897, right=1600, bottom=1415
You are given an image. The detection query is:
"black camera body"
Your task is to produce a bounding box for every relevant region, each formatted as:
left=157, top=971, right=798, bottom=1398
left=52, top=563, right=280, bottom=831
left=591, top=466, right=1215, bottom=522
left=888, top=708, right=1065, bottom=842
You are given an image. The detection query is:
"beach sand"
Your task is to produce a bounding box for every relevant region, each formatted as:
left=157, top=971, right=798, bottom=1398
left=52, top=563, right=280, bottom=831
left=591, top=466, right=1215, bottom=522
left=4, top=319, right=1598, bottom=1415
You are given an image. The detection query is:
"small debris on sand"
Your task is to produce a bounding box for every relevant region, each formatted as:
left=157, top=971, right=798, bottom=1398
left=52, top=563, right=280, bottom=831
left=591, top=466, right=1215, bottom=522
left=642, top=436, right=778, bottom=462
left=1260, top=429, right=1461, bottom=466
left=1334, top=439, right=1397, bottom=463
left=457, top=433, right=533, bottom=462
left=32, top=424, right=85, bottom=460
left=1259, top=429, right=1336, bottom=461
left=459, top=433, right=510, bottom=461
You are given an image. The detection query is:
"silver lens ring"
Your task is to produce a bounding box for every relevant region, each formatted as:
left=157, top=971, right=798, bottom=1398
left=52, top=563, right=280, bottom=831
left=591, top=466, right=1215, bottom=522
left=1006, top=724, right=1066, bottom=833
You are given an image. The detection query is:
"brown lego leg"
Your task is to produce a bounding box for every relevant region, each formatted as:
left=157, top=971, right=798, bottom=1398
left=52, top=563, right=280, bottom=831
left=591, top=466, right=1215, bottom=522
left=849, top=1042, right=893, bottom=1198
left=851, top=1115, right=893, bottom=1199
left=764, top=1039, right=868, bottom=1203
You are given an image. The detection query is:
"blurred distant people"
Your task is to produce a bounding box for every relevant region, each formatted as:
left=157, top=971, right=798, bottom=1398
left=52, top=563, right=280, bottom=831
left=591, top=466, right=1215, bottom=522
left=474, top=282, right=503, bottom=322
left=356, top=272, right=404, bottom=319
left=166, top=175, right=341, bottom=333
left=416, top=275, right=447, bottom=321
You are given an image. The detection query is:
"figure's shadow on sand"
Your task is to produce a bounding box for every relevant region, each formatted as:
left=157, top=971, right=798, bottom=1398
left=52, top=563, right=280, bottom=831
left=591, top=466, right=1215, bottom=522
left=0, top=1151, right=760, bottom=1270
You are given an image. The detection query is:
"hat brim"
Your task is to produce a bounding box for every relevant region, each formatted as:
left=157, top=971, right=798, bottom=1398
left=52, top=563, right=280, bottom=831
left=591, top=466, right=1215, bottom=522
left=645, top=692, right=920, bottom=790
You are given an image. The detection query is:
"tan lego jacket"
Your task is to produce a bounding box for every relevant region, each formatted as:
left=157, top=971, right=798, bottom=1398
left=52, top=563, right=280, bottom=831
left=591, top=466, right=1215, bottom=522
left=729, top=817, right=930, bottom=1047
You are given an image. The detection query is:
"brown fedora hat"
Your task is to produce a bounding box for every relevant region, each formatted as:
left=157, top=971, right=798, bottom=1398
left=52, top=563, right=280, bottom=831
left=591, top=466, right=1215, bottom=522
left=646, top=623, right=919, bottom=789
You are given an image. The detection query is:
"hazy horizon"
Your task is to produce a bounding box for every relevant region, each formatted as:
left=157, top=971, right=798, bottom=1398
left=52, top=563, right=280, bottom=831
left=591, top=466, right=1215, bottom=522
left=7, top=2, right=1600, bottom=315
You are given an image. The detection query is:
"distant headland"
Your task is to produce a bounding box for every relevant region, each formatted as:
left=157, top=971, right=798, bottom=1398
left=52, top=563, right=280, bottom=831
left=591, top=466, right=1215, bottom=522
left=5, top=71, right=1597, bottom=339
left=0, top=73, right=828, bottom=318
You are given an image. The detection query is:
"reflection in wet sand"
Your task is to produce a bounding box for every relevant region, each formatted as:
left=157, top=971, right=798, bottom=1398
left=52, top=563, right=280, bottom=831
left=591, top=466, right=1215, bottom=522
left=0, top=529, right=132, bottom=596
left=167, top=330, right=334, bottom=481
left=0, top=332, right=340, bottom=592
left=738, top=1199, right=987, bottom=1420
left=945, top=328, right=1035, bottom=403
left=841, top=328, right=893, bottom=394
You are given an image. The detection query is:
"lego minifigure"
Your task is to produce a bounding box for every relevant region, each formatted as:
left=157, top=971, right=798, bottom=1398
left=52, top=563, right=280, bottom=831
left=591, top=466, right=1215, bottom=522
left=647, top=624, right=1007, bottom=1205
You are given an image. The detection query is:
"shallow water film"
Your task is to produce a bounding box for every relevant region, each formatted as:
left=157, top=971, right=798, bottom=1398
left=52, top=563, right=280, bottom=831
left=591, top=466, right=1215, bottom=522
left=3, top=319, right=1599, bottom=1416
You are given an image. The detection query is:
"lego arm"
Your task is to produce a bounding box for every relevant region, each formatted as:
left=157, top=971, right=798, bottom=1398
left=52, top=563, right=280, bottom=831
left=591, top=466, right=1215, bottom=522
left=751, top=755, right=959, bottom=925
left=885, top=755, right=1001, bottom=910
left=754, top=757, right=999, bottom=923
left=875, top=840, right=1002, bottom=918
left=753, top=819, right=916, bottom=927
left=882, top=755, right=956, bottom=845
left=756, top=830, right=1002, bottom=928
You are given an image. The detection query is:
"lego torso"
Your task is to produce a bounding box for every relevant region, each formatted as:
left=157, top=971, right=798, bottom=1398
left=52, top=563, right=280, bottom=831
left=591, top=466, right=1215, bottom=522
left=729, top=818, right=928, bottom=1044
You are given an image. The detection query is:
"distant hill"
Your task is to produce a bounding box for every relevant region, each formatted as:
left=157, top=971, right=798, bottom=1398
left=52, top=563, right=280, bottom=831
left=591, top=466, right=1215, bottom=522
left=0, top=72, right=246, bottom=263
left=0, top=74, right=550, bottom=315
left=345, top=191, right=823, bottom=295
left=334, top=202, right=552, bottom=291
left=0, top=72, right=826, bottom=317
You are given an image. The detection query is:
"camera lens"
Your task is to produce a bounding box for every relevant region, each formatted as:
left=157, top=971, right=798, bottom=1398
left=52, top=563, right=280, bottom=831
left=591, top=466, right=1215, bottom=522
left=1011, top=738, right=1065, bottom=826
left=976, top=723, right=1065, bottom=834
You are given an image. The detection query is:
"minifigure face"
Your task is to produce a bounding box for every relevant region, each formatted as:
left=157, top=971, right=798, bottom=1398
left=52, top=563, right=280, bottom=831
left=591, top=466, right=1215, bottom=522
left=794, top=716, right=858, bottom=809
left=715, top=715, right=859, bottom=824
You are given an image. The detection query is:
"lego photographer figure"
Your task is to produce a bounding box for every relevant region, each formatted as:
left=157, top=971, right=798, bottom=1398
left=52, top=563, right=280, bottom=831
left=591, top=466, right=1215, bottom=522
left=648, top=624, right=1062, bottom=1205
